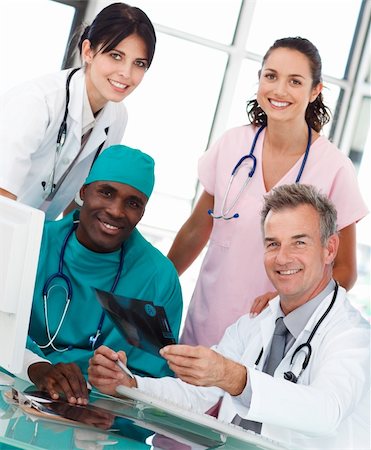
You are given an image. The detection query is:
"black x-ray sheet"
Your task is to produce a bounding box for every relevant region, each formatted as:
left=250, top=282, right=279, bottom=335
left=95, top=289, right=176, bottom=356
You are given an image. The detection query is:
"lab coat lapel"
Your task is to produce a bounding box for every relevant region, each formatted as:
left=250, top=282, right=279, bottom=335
left=80, top=107, right=113, bottom=162
left=67, top=69, right=84, bottom=151
left=258, top=297, right=281, bottom=369
left=68, top=69, right=114, bottom=163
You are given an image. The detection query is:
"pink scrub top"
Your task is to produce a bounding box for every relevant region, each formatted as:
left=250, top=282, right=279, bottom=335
left=181, top=125, right=368, bottom=347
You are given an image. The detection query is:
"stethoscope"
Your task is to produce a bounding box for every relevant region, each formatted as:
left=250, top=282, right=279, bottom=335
left=41, top=68, right=81, bottom=197
left=41, top=68, right=108, bottom=199
left=208, top=123, right=312, bottom=220
left=38, top=212, right=125, bottom=352
left=255, top=281, right=339, bottom=384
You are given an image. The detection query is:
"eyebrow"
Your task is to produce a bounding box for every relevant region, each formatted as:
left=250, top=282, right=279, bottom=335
left=111, top=47, right=148, bottom=61
left=291, top=233, right=310, bottom=239
left=98, top=183, right=146, bottom=205
left=263, top=68, right=306, bottom=79
left=99, top=183, right=117, bottom=191
left=264, top=233, right=310, bottom=242
left=264, top=237, right=275, bottom=243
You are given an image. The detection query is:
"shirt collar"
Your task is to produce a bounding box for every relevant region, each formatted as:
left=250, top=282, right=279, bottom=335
left=278, top=279, right=336, bottom=339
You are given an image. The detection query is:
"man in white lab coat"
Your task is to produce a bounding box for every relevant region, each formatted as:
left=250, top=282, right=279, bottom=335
left=88, top=184, right=370, bottom=450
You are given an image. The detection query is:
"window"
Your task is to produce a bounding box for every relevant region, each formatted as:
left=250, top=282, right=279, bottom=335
left=124, top=33, right=227, bottom=231
left=244, top=0, right=362, bottom=78
left=121, top=0, right=243, bottom=44
left=83, top=0, right=370, bottom=320
left=0, top=0, right=76, bottom=94
left=2, top=0, right=369, bottom=320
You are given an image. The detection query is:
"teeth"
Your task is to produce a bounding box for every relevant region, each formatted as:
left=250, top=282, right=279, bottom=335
left=279, top=269, right=300, bottom=275
left=271, top=100, right=289, bottom=107
left=102, top=222, right=119, bottom=230
left=109, top=79, right=127, bottom=89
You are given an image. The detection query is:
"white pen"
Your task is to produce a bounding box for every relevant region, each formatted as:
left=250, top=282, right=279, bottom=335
left=116, top=359, right=135, bottom=379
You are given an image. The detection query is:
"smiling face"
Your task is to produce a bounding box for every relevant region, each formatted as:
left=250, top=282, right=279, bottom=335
left=263, top=204, right=338, bottom=314
left=76, top=181, right=148, bottom=253
left=257, top=47, right=322, bottom=126
left=82, top=33, right=149, bottom=114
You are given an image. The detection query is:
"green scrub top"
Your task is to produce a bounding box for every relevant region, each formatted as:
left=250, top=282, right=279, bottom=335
left=27, top=212, right=182, bottom=378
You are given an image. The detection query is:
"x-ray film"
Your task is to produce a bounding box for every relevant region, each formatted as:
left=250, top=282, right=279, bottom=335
left=95, top=289, right=176, bottom=356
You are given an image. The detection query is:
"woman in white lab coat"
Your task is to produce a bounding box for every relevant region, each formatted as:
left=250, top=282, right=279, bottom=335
left=0, top=3, right=156, bottom=220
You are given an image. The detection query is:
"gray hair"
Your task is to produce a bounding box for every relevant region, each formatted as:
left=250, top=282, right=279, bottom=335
left=261, top=184, right=338, bottom=244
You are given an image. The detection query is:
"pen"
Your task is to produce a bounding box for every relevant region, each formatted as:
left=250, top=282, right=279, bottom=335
left=116, top=359, right=135, bottom=379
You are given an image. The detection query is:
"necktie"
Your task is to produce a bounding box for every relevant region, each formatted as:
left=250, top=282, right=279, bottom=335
left=44, top=129, right=93, bottom=202
left=232, top=317, right=290, bottom=433
left=263, top=317, right=290, bottom=375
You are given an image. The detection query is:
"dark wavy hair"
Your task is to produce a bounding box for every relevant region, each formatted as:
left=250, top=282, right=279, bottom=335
left=247, top=37, right=331, bottom=132
left=75, top=2, right=156, bottom=68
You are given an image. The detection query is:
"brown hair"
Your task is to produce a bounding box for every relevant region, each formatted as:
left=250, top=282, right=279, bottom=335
left=247, top=37, right=331, bottom=132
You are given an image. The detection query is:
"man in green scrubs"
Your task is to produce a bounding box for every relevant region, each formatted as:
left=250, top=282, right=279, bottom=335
left=20, top=145, right=182, bottom=404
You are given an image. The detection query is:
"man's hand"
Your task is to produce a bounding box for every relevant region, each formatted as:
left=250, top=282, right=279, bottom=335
left=249, top=291, right=277, bottom=317
left=160, top=345, right=247, bottom=396
left=88, top=345, right=137, bottom=396
left=28, top=362, right=89, bottom=404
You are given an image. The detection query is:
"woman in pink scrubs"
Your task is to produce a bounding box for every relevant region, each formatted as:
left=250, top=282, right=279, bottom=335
left=168, top=37, right=368, bottom=347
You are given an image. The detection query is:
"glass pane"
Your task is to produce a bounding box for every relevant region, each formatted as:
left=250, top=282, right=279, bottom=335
left=245, top=0, right=363, bottom=78
left=123, top=33, right=227, bottom=231
left=103, top=0, right=243, bottom=44
left=226, top=58, right=341, bottom=137
left=350, top=97, right=370, bottom=224
left=349, top=96, right=371, bottom=169
left=349, top=96, right=371, bottom=319
left=366, top=60, right=371, bottom=83
left=227, top=59, right=261, bottom=129
left=321, top=82, right=341, bottom=137
left=0, top=0, right=75, bottom=94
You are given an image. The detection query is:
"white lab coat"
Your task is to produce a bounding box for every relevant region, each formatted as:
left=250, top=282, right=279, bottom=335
left=0, top=69, right=127, bottom=220
left=137, top=287, right=370, bottom=449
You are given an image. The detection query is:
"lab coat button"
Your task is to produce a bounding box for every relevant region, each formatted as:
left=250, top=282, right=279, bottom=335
left=62, top=157, right=71, bottom=165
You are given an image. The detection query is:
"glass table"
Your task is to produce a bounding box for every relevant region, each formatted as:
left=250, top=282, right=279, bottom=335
left=0, top=377, right=288, bottom=450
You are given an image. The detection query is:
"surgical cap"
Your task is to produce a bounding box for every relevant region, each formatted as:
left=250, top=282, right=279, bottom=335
left=84, top=145, right=155, bottom=198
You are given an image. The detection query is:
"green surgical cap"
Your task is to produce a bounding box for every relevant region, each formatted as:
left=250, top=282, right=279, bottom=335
left=84, top=145, right=155, bottom=198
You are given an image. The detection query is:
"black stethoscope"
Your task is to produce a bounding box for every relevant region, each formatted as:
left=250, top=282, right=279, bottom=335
left=41, top=68, right=81, bottom=197
left=255, top=281, right=339, bottom=383
left=41, top=68, right=108, bottom=199
left=208, top=123, right=312, bottom=220
left=38, top=212, right=125, bottom=352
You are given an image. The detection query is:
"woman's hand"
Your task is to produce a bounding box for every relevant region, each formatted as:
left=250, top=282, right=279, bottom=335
left=249, top=291, right=277, bottom=317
